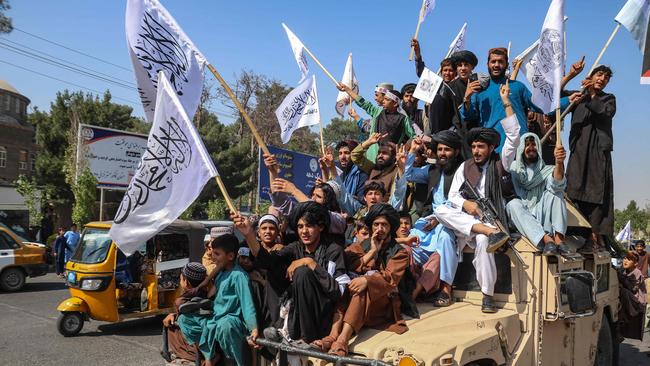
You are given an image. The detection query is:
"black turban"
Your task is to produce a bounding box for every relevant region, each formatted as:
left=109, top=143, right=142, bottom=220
left=450, top=50, right=478, bottom=67
left=289, top=201, right=330, bottom=232
left=400, top=83, right=417, bottom=95
left=466, top=127, right=500, bottom=147
left=432, top=130, right=462, bottom=150
left=364, top=203, right=400, bottom=236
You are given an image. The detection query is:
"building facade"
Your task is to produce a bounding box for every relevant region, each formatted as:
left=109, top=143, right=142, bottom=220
left=0, top=80, right=39, bottom=238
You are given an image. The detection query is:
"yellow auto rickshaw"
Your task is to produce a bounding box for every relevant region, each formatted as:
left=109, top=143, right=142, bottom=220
left=56, top=220, right=207, bottom=336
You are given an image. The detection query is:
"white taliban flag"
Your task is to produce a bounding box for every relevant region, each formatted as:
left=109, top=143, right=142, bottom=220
left=448, top=22, right=468, bottom=56
left=413, top=67, right=443, bottom=104
left=109, top=71, right=218, bottom=255
left=421, top=0, right=436, bottom=22
left=517, top=16, right=568, bottom=86
left=282, top=23, right=310, bottom=82
left=529, top=0, right=565, bottom=113
left=615, top=0, right=650, bottom=84
left=276, top=75, right=320, bottom=144
left=615, top=0, right=650, bottom=52
left=335, top=53, right=359, bottom=116
left=615, top=220, right=632, bottom=242
left=125, top=0, right=206, bottom=123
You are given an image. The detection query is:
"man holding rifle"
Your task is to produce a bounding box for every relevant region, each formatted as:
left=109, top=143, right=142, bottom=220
left=435, top=81, right=520, bottom=313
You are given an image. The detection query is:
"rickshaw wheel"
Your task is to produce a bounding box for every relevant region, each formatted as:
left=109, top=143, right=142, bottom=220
left=57, top=312, right=84, bottom=337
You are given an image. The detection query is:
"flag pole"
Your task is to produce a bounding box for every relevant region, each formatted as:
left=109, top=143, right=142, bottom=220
left=409, top=0, right=426, bottom=61
left=302, top=46, right=339, bottom=86
left=540, top=23, right=621, bottom=144
left=205, top=63, right=271, bottom=156
left=555, top=108, right=562, bottom=146
left=319, top=119, right=326, bottom=155
left=214, top=175, right=237, bottom=213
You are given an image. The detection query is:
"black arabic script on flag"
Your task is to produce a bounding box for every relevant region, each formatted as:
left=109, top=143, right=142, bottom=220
left=530, top=29, right=563, bottom=101
left=134, top=11, right=190, bottom=97
left=114, top=117, right=193, bottom=224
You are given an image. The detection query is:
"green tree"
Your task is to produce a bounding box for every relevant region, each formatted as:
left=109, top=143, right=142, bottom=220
left=71, top=169, right=97, bottom=227
left=30, top=90, right=143, bottom=204
left=0, top=0, right=12, bottom=34
left=614, top=200, right=650, bottom=238
left=323, top=117, right=361, bottom=147
left=15, top=175, right=43, bottom=226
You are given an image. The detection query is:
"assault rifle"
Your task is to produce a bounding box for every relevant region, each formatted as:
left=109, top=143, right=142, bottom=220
left=459, top=180, right=508, bottom=234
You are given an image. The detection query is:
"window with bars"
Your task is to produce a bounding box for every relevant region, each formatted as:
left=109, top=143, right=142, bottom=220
left=19, top=150, right=28, bottom=170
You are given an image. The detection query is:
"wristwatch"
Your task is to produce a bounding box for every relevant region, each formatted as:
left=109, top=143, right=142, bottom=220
left=503, top=102, right=512, bottom=108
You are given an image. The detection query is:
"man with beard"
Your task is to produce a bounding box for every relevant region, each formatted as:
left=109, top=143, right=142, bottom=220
left=338, top=83, right=415, bottom=162
left=401, top=83, right=424, bottom=133
left=565, top=66, right=616, bottom=250
left=462, top=47, right=543, bottom=152
left=311, top=203, right=417, bottom=356
left=435, top=82, right=520, bottom=313
left=505, top=133, right=569, bottom=256
left=231, top=202, right=347, bottom=344
left=351, top=132, right=402, bottom=197
left=404, top=130, right=463, bottom=306
left=320, top=140, right=368, bottom=204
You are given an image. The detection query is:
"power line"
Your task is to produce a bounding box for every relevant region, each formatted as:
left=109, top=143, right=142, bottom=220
left=0, top=38, right=136, bottom=87
left=0, top=41, right=136, bottom=90
left=0, top=59, right=141, bottom=106
left=12, top=27, right=132, bottom=72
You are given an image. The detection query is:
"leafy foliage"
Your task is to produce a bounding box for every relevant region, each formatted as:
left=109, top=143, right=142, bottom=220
left=323, top=117, right=362, bottom=148
left=15, top=175, right=43, bottom=226
left=71, top=169, right=97, bottom=226
left=0, top=0, right=12, bottom=34
left=614, top=200, right=650, bottom=239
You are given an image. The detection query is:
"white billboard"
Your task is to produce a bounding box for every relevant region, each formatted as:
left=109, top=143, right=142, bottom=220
left=78, top=124, right=148, bottom=188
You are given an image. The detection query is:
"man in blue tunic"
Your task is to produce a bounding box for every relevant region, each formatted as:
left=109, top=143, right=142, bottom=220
left=461, top=47, right=542, bottom=152
left=403, top=130, right=463, bottom=306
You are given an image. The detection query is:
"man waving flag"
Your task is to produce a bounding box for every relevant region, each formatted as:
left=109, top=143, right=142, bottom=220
left=529, top=0, right=565, bottom=113
left=615, top=0, right=650, bottom=84
left=110, top=71, right=218, bottom=255
left=125, top=0, right=206, bottom=122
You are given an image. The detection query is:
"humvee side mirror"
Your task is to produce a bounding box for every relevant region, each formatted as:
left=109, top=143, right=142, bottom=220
left=557, top=271, right=596, bottom=318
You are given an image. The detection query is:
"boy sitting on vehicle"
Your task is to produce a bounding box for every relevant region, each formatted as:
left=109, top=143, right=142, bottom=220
left=162, top=262, right=213, bottom=364
left=199, top=234, right=259, bottom=366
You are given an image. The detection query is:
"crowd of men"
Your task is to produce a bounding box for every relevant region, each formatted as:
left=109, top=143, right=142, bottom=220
left=162, top=40, right=626, bottom=364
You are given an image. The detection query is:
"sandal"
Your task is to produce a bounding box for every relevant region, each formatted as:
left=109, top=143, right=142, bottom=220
left=328, top=340, right=348, bottom=356
left=433, top=292, right=452, bottom=307
left=310, top=335, right=336, bottom=352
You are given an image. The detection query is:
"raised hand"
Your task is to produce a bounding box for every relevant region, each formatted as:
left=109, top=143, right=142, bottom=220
left=263, top=153, right=280, bottom=175
left=396, top=144, right=408, bottom=174
left=554, top=144, right=566, bottom=165
left=271, top=178, right=297, bottom=195
left=568, top=91, right=585, bottom=104
left=409, top=136, right=424, bottom=154
left=411, top=38, right=421, bottom=58
left=569, top=56, right=585, bottom=77
left=348, top=107, right=360, bottom=120
left=231, top=212, right=252, bottom=236
left=464, top=80, right=481, bottom=102
left=499, top=79, right=511, bottom=105
left=365, top=132, right=388, bottom=146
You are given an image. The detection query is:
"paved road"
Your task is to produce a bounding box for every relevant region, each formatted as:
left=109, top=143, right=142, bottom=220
left=0, top=273, right=649, bottom=365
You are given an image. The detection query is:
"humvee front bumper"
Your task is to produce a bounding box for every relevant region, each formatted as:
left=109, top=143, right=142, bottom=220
left=255, top=338, right=392, bottom=366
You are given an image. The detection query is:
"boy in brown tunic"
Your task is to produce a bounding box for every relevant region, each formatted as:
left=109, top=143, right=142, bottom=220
left=312, top=203, right=417, bottom=356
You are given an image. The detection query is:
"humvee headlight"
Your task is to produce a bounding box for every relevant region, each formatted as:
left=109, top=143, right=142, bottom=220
left=398, top=356, right=418, bottom=366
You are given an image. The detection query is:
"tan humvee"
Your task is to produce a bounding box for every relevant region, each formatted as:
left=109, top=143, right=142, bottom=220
left=257, top=202, right=621, bottom=366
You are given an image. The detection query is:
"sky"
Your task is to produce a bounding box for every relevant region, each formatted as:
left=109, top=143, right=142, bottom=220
left=1, top=0, right=649, bottom=211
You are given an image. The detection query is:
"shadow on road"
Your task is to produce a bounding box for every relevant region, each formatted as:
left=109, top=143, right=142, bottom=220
left=83, top=316, right=164, bottom=338
left=1, top=280, right=68, bottom=293
left=620, top=337, right=650, bottom=365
